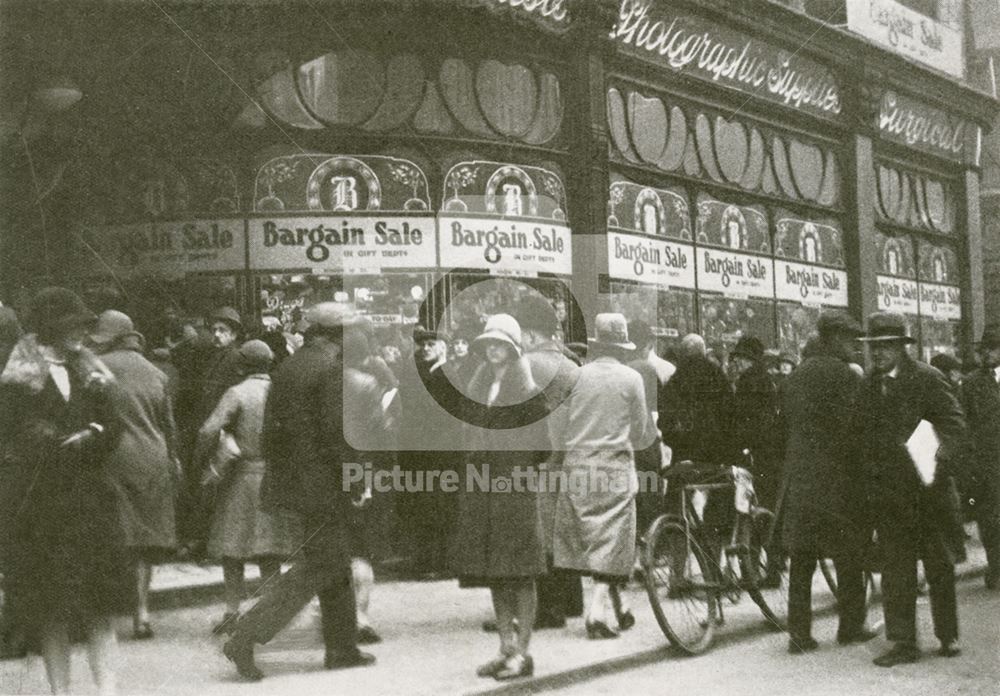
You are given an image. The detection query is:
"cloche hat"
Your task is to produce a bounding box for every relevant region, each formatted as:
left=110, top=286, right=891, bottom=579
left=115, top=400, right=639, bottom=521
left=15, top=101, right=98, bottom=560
left=472, top=313, right=522, bottom=356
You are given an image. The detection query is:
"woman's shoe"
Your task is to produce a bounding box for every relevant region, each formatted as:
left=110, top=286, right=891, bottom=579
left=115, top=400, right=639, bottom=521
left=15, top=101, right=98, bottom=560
left=132, top=621, right=154, bottom=641
left=585, top=620, right=619, bottom=639
left=475, top=655, right=509, bottom=678
left=617, top=609, right=635, bottom=631
left=494, top=654, right=533, bottom=681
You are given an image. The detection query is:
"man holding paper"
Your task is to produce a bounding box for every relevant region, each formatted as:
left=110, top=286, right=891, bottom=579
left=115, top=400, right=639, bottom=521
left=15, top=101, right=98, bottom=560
left=858, top=313, right=968, bottom=667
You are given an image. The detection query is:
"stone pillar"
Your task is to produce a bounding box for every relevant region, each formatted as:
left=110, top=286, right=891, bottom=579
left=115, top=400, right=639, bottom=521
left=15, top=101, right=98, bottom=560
left=844, top=134, right=880, bottom=322
left=964, top=168, right=986, bottom=340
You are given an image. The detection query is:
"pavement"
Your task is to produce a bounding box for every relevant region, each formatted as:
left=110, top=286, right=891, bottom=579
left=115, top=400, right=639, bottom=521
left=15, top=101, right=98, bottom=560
left=0, top=528, right=992, bottom=695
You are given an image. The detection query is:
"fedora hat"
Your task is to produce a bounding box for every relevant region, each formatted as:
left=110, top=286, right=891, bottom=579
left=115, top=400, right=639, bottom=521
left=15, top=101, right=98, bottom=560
left=588, top=313, right=635, bottom=351
left=816, top=310, right=863, bottom=339
left=730, top=335, right=764, bottom=362
left=208, top=306, right=243, bottom=332
left=858, top=312, right=915, bottom=344
left=89, top=309, right=144, bottom=348
left=472, top=313, right=522, bottom=356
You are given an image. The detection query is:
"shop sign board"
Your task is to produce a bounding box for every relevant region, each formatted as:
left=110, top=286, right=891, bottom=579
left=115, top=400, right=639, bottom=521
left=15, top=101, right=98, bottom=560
left=876, top=274, right=920, bottom=315
left=845, top=0, right=964, bottom=78
left=438, top=215, right=572, bottom=276
left=774, top=259, right=849, bottom=307
left=878, top=90, right=976, bottom=164
left=247, top=215, right=437, bottom=273
left=607, top=230, right=695, bottom=289
left=76, top=219, right=245, bottom=277
left=918, top=281, right=961, bottom=321
left=695, top=247, right=773, bottom=299
left=612, top=0, right=842, bottom=119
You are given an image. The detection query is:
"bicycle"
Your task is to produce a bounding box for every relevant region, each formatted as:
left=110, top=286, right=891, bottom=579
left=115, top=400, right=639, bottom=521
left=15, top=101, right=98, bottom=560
left=641, top=454, right=789, bottom=655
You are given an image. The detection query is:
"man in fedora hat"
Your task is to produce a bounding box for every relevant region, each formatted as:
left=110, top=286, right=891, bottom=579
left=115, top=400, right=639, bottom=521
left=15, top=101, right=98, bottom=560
left=551, top=313, right=650, bottom=638
left=223, top=302, right=375, bottom=680
left=779, top=311, right=874, bottom=653
left=959, top=324, right=1000, bottom=591
left=857, top=312, right=968, bottom=666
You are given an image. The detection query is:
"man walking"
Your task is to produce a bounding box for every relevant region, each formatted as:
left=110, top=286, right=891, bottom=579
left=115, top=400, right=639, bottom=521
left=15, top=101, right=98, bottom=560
left=222, top=303, right=375, bottom=680
left=516, top=295, right=583, bottom=629
left=858, top=313, right=967, bottom=666
left=779, top=312, right=874, bottom=653
left=959, top=325, right=1000, bottom=591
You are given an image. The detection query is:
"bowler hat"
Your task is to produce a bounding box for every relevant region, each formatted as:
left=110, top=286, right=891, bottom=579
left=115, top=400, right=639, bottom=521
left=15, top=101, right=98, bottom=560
left=89, top=309, right=144, bottom=348
left=929, top=353, right=962, bottom=374
left=413, top=325, right=442, bottom=344
left=472, top=314, right=522, bottom=356
left=858, top=312, right=915, bottom=344
left=209, top=306, right=243, bottom=332
left=588, top=313, right=635, bottom=351
left=28, top=287, right=96, bottom=340
left=730, top=335, right=765, bottom=362
left=515, top=295, right=559, bottom=336
left=977, top=324, right=1000, bottom=350
left=239, top=339, right=273, bottom=370
left=816, top=310, right=863, bottom=339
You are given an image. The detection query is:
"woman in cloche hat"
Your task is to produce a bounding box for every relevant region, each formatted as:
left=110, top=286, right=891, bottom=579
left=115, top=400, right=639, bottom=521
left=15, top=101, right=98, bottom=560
left=0, top=288, right=129, bottom=694
left=451, top=314, right=549, bottom=681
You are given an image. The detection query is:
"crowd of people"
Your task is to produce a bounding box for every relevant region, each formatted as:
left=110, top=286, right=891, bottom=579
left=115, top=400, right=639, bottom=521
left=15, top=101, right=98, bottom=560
left=0, top=285, right=997, bottom=693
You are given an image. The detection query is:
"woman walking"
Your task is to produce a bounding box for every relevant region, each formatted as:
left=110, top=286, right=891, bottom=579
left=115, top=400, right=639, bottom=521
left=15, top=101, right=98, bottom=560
left=451, top=314, right=548, bottom=681
left=88, top=310, right=180, bottom=640
left=195, top=340, right=302, bottom=633
left=0, top=287, right=129, bottom=695
left=552, top=314, right=650, bottom=639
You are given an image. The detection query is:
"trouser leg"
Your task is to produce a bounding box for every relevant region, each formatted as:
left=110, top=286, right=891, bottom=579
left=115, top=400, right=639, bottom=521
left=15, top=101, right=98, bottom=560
left=231, top=560, right=317, bottom=646
left=787, top=554, right=815, bottom=641
left=832, top=551, right=867, bottom=637
left=922, top=551, right=958, bottom=645
left=318, top=566, right=358, bottom=656
left=879, top=527, right=918, bottom=646
left=977, top=504, right=1000, bottom=586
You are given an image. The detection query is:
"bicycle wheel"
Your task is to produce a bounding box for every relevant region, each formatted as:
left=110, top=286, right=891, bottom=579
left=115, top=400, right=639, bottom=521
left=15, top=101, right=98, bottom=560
left=819, top=558, right=876, bottom=610
left=642, top=515, right=717, bottom=655
left=744, top=508, right=789, bottom=630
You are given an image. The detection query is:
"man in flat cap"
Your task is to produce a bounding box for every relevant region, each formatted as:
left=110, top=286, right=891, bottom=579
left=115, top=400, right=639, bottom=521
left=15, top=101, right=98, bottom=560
left=959, top=325, right=1000, bottom=591
left=223, top=302, right=375, bottom=680
left=779, top=311, right=873, bottom=653
left=857, top=312, right=967, bottom=666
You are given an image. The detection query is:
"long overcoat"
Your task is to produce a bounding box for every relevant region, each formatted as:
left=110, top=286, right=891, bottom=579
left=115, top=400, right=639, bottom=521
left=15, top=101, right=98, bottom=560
left=960, top=368, right=1000, bottom=523
left=451, top=358, right=548, bottom=583
left=859, top=357, right=968, bottom=564
left=524, top=342, right=580, bottom=551
left=732, top=362, right=783, bottom=509
left=552, top=356, right=649, bottom=578
left=100, top=346, right=179, bottom=551
left=777, top=349, right=867, bottom=557
left=0, top=336, right=130, bottom=642
left=260, top=337, right=353, bottom=566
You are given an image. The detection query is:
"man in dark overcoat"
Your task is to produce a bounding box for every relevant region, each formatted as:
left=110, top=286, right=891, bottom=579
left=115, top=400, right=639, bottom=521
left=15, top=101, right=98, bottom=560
left=779, top=312, right=874, bottom=653
left=516, top=295, right=583, bottom=628
left=959, top=325, right=1000, bottom=591
left=858, top=312, right=968, bottom=666
left=222, top=302, right=375, bottom=680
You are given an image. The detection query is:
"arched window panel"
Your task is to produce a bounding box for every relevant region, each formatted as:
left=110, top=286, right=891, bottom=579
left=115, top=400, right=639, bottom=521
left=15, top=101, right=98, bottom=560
left=110, top=157, right=191, bottom=223
left=605, top=83, right=840, bottom=207
left=440, top=159, right=566, bottom=221
left=607, top=176, right=690, bottom=240
left=874, top=230, right=916, bottom=278
left=257, top=66, right=324, bottom=130
left=773, top=212, right=845, bottom=267
left=695, top=192, right=769, bottom=253
left=253, top=150, right=430, bottom=213
left=296, top=51, right=384, bottom=126
left=875, top=161, right=954, bottom=234
left=917, top=240, right=959, bottom=284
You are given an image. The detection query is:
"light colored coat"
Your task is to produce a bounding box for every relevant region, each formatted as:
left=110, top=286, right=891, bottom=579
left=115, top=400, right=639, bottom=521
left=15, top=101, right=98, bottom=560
left=552, top=356, right=649, bottom=577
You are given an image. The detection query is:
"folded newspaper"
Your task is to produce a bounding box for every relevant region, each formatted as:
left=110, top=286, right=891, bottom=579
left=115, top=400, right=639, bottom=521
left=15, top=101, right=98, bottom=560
left=905, top=419, right=939, bottom=487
